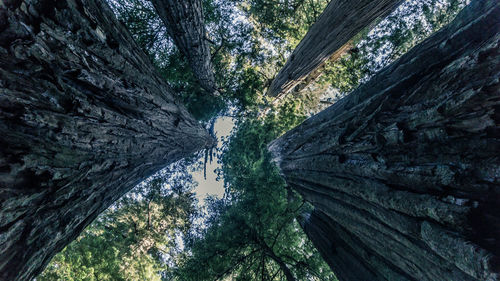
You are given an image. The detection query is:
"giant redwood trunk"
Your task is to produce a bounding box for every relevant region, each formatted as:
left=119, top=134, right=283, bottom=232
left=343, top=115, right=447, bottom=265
left=151, top=0, right=217, bottom=94
left=270, top=0, right=500, bottom=280
left=266, top=0, right=403, bottom=98
left=0, top=1, right=213, bottom=280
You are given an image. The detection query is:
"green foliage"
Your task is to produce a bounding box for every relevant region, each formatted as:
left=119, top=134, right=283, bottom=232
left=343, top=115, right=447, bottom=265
left=359, top=0, right=467, bottom=74
left=157, top=49, right=226, bottom=121
left=223, top=99, right=306, bottom=188
left=39, top=164, right=197, bottom=281
left=320, top=50, right=369, bottom=97
left=316, top=0, right=467, bottom=99
left=40, top=1, right=470, bottom=280
left=241, top=0, right=329, bottom=50
left=109, top=0, right=169, bottom=54
left=175, top=101, right=336, bottom=281
left=202, top=0, right=275, bottom=111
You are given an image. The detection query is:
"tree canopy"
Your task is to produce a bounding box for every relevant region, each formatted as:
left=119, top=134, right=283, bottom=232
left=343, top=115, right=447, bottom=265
left=38, top=163, right=197, bottom=281
left=39, top=0, right=470, bottom=280
left=175, top=100, right=337, bottom=281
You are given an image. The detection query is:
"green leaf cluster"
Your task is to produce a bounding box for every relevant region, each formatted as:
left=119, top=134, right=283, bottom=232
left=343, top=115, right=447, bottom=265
left=175, top=100, right=336, bottom=281
left=39, top=163, right=197, bottom=281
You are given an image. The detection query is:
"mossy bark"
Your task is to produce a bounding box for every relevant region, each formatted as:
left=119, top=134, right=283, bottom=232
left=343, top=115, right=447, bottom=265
left=270, top=1, right=500, bottom=280
left=0, top=1, right=213, bottom=280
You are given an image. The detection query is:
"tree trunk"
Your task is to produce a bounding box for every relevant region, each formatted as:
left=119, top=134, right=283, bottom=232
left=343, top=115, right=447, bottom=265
left=288, top=41, right=354, bottom=96
left=266, top=0, right=403, bottom=98
left=270, top=1, right=500, bottom=280
left=0, top=1, right=213, bottom=280
left=151, top=0, right=217, bottom=94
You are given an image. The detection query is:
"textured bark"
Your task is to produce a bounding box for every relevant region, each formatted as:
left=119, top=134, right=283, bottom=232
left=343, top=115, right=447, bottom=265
left=288, top=41, right=353, bottom=95
left=151, top=0, right=217, bottom=94
left=266, top=0, right=403, bottom=98
left=0, top=1, right=213, bottom=280
left=270, top=0, right=500, bottom=280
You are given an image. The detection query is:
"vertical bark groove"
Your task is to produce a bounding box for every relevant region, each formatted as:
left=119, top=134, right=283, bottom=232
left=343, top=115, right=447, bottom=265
left=270, top=0, right=500, bottom=280
left=0, top=1, right=213, bottom=280
left=266, top=0, right=404, bottom=98
left=151, top=0, right=217, bottom=94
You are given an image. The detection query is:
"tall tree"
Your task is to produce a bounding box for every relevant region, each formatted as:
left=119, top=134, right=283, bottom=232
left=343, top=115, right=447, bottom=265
left=151, top=0, right=218, bottom=94
left=269, top=0, right=500, bottom=280
left=0, top=1, right=212, bottom=280
left=266, top=0, right=403, bottom=98
left=316, top=0, right=468, bottom=100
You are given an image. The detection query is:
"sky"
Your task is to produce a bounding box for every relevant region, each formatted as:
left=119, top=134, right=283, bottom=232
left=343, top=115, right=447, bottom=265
left=191, top=117, right=235, bottom=204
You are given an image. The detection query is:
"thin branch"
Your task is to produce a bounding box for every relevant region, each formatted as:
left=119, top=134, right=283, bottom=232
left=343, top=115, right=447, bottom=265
left=213, top=249, right=260, bottom=281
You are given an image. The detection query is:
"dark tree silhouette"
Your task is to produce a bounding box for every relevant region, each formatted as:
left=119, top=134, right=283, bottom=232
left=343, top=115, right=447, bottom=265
left=0, top=1, right=212, bottom=280
left=270, top=0, right=500, bottom=280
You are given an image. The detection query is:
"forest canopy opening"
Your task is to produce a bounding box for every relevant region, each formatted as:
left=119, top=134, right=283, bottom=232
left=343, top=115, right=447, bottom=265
left=3, top=0, right=496, bottom=281
left=33, top=0, right=472, bottom=280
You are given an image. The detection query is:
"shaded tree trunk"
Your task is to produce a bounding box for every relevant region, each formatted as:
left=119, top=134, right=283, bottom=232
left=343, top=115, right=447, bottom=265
left=270, top=0, right=500, bottom=280
left=266, top=0, right=403, bottom=98
left=151, top=0, right=217, bottom=94
left=288, top=41, right=354, bottom=96
left=0, top=1, right=213, bottom=280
